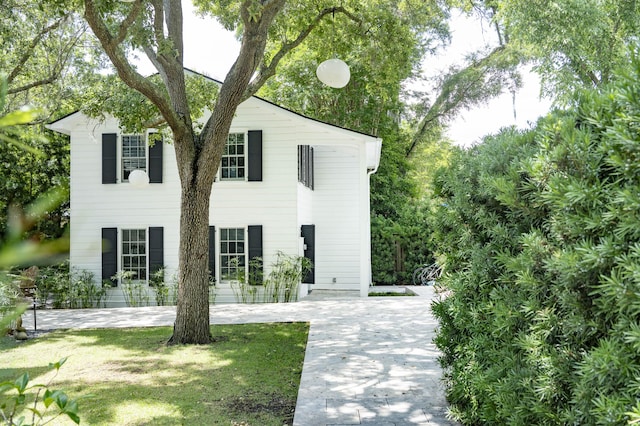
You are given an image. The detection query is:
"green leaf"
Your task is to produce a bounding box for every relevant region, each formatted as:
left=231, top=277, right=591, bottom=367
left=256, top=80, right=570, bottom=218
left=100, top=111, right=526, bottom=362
left=66, top=410, right=81, bottom=424
left=25, top=406, right=43, bottom=419
left=54, top=390, right=69, bottom=409
left=14, top=373, right=29, bottom=393
left=48, top=357, right=68, bottom=371
left=43, top=388, right=54, bottom=408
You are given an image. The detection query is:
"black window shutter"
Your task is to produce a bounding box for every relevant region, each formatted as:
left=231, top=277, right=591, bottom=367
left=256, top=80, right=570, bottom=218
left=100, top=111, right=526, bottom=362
left=301, top=225, right=315, bottom=284
left=248, top=130, right=262, bottom=182
left=148, top=134, right=163, bottom=183
left=102, top=227, right=118, bottom=285
left=102, top=133, right=117, bottom=184
left=149, top=227, right=164, bottom=277
left=248, top=225, right=263, bottom=283
left=208, top=226, right=216, bottom=281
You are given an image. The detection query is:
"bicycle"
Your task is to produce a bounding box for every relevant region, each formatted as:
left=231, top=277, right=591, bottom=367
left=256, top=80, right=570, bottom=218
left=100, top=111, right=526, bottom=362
left=412, top=263, right=442, bottom=286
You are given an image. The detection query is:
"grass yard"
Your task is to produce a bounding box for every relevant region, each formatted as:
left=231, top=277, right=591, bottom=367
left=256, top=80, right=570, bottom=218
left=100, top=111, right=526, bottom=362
left=0, top=322, right=309, bottom=425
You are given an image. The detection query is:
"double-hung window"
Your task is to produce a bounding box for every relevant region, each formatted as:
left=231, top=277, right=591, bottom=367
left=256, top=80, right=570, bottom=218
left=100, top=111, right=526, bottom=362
left=221, top=133, right=246, bottom=180
left=122, top=134, right=146, bottom=181
left=122, top=229, right=147, bottom=280
left=220, top=228, right=245, bottom=281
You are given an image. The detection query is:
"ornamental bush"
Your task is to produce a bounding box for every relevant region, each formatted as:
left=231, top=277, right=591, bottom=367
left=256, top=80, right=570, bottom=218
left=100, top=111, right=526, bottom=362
left=431, top=57, right=640, bottom=425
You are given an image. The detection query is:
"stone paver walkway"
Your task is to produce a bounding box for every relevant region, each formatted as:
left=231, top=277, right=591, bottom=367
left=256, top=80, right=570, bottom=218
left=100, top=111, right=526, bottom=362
left=20, top=286, right=457, bottom=425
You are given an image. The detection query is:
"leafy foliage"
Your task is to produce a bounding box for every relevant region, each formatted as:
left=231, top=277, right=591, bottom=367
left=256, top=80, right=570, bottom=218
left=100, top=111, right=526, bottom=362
left=0, top=78, right=69, bottom=267
left=0, top=358, right=80, bottom=425
left=463, top=0, right=640, bottom=102
left=431, top=54, right=640, bottom=424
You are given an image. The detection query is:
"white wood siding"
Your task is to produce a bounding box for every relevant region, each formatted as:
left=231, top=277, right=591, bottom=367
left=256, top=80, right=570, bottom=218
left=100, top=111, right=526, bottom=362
left=311, top=146, right=362, bottom=291
left=64, top=95, right=377, bottom=305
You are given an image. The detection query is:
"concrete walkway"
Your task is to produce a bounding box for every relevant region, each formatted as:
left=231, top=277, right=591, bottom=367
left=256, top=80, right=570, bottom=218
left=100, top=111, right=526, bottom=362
left=21, top=286, right=457, bottom=426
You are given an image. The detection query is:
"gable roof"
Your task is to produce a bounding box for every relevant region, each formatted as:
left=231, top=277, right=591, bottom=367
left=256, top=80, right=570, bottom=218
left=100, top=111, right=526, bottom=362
left=47, top=69, right=382, bottom=170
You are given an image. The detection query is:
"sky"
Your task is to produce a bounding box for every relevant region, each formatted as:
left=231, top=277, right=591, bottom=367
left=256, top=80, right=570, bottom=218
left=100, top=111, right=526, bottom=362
left=139, top=2, right=552, bottom=147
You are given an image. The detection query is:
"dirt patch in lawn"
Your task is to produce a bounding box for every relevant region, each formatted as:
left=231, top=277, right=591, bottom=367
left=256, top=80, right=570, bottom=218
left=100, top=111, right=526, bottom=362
left=225, top=392, right=296, bottom=425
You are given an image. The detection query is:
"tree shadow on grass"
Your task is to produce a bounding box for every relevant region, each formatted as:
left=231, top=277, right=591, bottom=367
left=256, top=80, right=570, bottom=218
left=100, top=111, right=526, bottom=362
left=0, top=323, right=308, bottom=425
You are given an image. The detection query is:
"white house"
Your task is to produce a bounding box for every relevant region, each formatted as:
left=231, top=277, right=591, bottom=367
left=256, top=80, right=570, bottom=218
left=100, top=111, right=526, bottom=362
left=48, top=85, right=382, bottom=306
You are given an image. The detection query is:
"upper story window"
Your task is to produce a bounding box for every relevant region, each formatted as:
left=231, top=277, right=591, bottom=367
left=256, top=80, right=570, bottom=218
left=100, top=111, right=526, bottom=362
left=221, top=133, right=246, bottom=181
left=122, top=229, right=147, bottom=280
left=298, top=145, right=314, bottom=189
left=122, top=134, right=146, bottom=181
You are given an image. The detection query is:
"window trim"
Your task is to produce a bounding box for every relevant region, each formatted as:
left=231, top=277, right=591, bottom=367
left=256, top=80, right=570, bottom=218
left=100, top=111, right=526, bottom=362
left=121, top=134, right=147, bottom=183
left=219, top=131, right=247, bottom=182
left=121, top=228, right=148, bottom=282
left=219, top=227, right=247, bottom=283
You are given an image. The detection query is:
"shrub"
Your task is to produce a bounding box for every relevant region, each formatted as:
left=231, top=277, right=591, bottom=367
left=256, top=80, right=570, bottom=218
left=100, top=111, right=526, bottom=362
left=431, top=56, right=640, bottom=424
left=38, top=263, right=108, bottom=308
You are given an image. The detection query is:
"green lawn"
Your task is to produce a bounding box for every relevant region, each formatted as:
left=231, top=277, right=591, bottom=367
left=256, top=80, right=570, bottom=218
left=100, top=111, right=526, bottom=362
left=0, top=322, right=309, bottom=425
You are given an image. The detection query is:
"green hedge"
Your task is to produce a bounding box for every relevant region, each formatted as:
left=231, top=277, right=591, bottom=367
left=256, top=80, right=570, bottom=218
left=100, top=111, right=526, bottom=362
left=431, top=58, right=640, bottom=424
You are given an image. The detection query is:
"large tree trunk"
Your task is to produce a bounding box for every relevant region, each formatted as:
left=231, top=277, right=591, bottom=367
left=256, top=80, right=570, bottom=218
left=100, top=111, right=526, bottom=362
left=168, top=176, right=214, bottom=345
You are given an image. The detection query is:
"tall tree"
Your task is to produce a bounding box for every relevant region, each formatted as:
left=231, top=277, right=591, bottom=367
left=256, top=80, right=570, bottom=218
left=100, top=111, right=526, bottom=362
left=458, top=0, right=640, bottom=101
left=0, top=1, right=91, bottom=119
left=0, top=2, right=94, bottom=243
left=254, top=0, right=450, bottom=283
left=79, top=0, right=441, bottom=344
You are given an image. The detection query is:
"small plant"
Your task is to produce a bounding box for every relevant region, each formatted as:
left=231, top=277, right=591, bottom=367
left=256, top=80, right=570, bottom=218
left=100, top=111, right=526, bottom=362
left=37, top=264, right=70, bottom=309
left=208, top=273, right=217, bottom=304
left=168, top=271, right=179, bottom=305
left=72, top=269, right=108, bottom=308
left=264, top=252, right=312, bottom=303
left=114, top=270, right=149, bottom=307
left=149, top=267, right=169, bottom=306
left=0, top=358, right=80, bottom=425
left=230, top=257, right=263, bottom=303
left=0, top=273, right=21, bottom=333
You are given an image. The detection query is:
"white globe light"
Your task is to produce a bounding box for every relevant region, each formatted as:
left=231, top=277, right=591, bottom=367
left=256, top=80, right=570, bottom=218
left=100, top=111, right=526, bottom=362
left=128, top=169, right=149, bottom=188
left=316, top=58, right=351, bottom=88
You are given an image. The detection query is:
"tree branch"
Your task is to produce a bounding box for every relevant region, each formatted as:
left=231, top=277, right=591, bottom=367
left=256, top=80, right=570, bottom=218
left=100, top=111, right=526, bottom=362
left=244, top=6, right=361, bottom=100
left=83, top=0, right=186, bottom=137
left=6, top=15, right=68, bottom=85
left=114, top=0, right=144, bottom=45
left=7, top=77, right=58, bottom=95
left=406, top=46, right=512, bottom=157
left=198, top=0, right=286, bottom=178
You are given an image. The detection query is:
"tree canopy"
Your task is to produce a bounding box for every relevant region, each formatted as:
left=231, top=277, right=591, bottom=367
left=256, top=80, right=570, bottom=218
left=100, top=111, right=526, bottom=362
left=457, top=0, right=640, bottom=102
left=0, top=1, right=92, bottom=119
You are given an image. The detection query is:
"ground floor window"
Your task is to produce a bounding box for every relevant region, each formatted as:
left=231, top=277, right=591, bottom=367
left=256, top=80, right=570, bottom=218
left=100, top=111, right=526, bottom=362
left=122, top=229, right=147, bottom=280
left=220, top=228, right=245, bottom=281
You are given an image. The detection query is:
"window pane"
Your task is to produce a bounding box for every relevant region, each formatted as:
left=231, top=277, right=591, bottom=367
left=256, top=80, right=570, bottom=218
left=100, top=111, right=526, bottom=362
left=219, top=228, right=246, bottom=282
left=221, top=133, right=245, bottom=181
left=121, top=228, right=147, bottom=283
left=122, top=135, right=146, bottom=181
